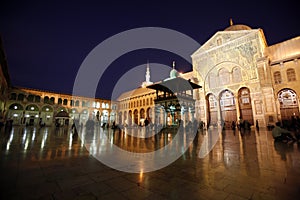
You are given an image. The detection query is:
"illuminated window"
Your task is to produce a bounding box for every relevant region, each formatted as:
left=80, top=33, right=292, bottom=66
left=220, top=90, right=235, bottom=107
left=273, top=71, right=281, bottom=84
left=278, top=89, right=298, bottom=107
left=287, top=68, right=296, bottom=82
left=208, top=94, right=217, bottom=108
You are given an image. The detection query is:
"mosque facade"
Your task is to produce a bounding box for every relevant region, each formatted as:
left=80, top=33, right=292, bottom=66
left=118, top=23, right=300, bottom=129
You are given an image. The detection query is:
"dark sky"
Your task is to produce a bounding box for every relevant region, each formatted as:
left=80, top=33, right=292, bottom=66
left=0, top=0, right=299, bottom=100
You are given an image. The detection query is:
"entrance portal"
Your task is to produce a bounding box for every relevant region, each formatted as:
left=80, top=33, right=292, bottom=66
left=238, top=87, right=254, bottom=125
left=278, top=89, right=299, bottom=121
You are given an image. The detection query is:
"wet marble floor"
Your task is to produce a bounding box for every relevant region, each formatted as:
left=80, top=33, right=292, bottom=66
left=0, top=125, right=300, bottom=200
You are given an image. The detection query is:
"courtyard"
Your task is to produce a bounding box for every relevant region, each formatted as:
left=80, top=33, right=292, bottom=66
left=0, top=125, right=299, bottom=199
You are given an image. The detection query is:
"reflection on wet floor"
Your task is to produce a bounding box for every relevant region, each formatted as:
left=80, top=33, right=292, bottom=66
left=1, top=125, right=300, bottom=199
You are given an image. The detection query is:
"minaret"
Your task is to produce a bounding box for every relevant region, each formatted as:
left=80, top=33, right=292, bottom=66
left=142, top=60, right=153, bottom=88
left=145, top=61, right=151, bottom=83
left=230, top=18, right=233, bottom=26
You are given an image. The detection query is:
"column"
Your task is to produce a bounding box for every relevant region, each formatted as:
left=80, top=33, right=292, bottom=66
left=234, top=95, right=240, bottom=121
left=216, top=96, right=222, bottom=128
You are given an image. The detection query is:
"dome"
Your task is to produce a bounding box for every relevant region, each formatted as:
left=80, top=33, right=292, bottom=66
left=224, top=24, right=252, bottom=31
left=169, top=68, right=178, bottom=79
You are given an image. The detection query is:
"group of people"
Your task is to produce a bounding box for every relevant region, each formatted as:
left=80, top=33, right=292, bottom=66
left=230, top=117, right=251, bottom=131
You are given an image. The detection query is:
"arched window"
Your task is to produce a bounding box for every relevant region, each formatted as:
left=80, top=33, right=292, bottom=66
left=17, top=94, right=25, bottom=101
left=278, top=89, right=298, bottom=107
left=10, top=93, right=17, bottom=100
left=146, top=98, right=149, bottom=106
left=287, top=68, right=296, bottom=82
left=63, top=99, right=68, bottom=105
left=75, top=100, right=80, bottom=107
left=220, top=90, right=235, bottom=107
left=27, top=95, right=34, bottom=102
left=50, top=97, right=55, bottom=104
left=208, top=73, right=217, bottom=88
left=232, top=67, right=242, bottom=83
left=82, top=101, right=86, bottom=107
left=58, top=98, right=62, bottom=105
left=35, top=96, right=41, bottom=102
left=274, top=71, right=281, bottom=84
left=278, top=89, right=299, bottom=120
left=219, top=68, right=230, bottom=85
left=208, top=94, right=217, bottom=108
left=44, top=96, right=49, bottom=104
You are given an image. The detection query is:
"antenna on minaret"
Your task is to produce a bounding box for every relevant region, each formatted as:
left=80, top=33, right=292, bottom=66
left=172, top=61, right=175, bottom=69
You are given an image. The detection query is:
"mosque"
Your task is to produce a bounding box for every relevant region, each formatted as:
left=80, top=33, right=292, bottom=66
left=0, top=22, right=299, bottom=129
left=117, top=22, right=300, bottom=129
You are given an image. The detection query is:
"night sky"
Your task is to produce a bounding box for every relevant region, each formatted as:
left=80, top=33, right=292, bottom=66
left=0, top=0, right=299, bottom=100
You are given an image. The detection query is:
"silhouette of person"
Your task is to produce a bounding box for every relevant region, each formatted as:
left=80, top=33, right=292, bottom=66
left=272, top=122, right=296, bottom=142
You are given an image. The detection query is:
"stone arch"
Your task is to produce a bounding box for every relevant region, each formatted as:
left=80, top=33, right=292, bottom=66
left=128, top=110, right=132, bottom=126
left=133, top=109, right=138, bottom=125
left=146, top=107, right=152, bottom=123
left=206, top=93, right=218, bottom=127
left=8, top=103, right=24, bottom=125
left=9, top=103, right=24, bottom=110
